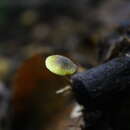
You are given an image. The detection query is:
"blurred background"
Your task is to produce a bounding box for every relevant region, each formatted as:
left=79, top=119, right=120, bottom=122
left=0, top=0, right=130, bottom=130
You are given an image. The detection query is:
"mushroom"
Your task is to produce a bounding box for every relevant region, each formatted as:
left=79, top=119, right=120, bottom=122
left=45, top=55, right=77, bottom=76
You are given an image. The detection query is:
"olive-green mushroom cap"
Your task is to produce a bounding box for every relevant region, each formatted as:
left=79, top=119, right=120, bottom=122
left=45, top=55, right=77, bottom=76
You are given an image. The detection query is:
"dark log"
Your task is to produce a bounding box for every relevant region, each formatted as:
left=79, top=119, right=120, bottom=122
left=71, top=56, right=130, bottom=130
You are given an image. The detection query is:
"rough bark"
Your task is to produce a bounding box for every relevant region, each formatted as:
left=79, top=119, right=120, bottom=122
left=71, top=56, right=130, bottom=130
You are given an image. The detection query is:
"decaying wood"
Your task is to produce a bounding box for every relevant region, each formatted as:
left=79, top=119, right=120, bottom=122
left=71, top=56, right=130, bottom=130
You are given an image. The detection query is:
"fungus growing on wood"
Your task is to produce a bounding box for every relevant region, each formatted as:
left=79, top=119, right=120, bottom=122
left=45, top=55, right=77, bottom=76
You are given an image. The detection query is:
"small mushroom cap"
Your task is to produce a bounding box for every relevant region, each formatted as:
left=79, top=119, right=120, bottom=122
left=45, top=55, right=77, bottom=76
